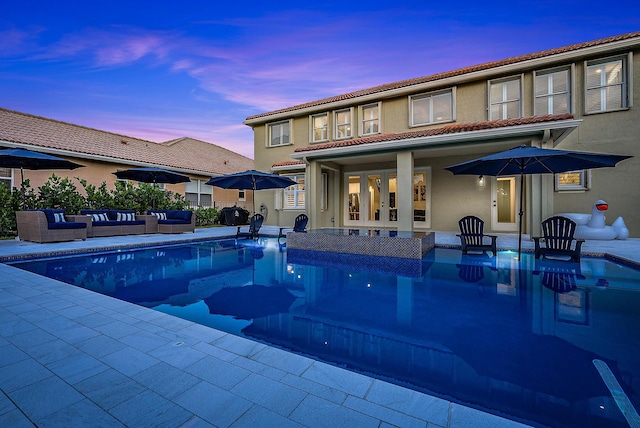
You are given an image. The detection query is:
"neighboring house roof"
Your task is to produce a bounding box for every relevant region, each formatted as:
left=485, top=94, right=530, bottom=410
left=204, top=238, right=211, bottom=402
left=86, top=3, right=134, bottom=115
left=246, top=31, right=640, bottom=122
left=0, top=108, right=253, bottom=176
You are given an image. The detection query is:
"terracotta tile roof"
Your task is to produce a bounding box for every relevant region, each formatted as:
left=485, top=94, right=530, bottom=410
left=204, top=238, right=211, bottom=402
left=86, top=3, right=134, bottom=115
left=271, top=159, right=306, bottom=169
left=247, top=31, right=640, bottom=121
left=0, top=108, right=253, bottom=176
left=293, top=114, right=575, bottom=153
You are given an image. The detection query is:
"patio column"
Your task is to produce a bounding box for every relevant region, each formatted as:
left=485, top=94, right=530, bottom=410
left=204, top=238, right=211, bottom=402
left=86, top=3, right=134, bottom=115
left=397, top=151, right=414, bottom=232
left=306, top=159, right=322, bottom=230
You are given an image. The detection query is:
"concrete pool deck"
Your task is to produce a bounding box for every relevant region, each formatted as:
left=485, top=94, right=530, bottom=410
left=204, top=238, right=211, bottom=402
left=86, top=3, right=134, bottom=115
left=1, top=227, right=638, bottom=427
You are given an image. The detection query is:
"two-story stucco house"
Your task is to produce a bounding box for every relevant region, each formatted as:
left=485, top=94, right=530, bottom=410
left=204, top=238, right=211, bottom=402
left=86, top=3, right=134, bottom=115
left=244, top=31, right=640, bottom=238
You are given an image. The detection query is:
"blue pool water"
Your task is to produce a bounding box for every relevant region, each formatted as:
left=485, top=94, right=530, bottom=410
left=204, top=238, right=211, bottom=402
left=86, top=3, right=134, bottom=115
left=9, top=238, right=640, bottom=428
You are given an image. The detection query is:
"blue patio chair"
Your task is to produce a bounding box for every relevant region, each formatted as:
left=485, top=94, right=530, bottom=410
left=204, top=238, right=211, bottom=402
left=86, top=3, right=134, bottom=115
left=278, top=214, right=308, bottom=241
left=457, top=215, right=497, bottom=255
left=237, top=213, right=264, bottom=240
left=533, top=216, right=584, bottom=262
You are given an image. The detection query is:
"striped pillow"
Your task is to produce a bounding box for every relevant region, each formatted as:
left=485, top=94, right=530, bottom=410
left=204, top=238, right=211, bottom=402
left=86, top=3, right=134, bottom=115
left=153, top=212, right=167, bottom=220
left=90, top=213, right=109, bottom=222
left=53, top=213, right=66, bottom=223
left=116, top=212, right=136, bottom=221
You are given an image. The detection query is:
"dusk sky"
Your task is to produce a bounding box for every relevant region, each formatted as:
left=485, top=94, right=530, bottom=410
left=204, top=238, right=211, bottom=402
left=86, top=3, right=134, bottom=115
left=2, top=1, right=639, bottom=159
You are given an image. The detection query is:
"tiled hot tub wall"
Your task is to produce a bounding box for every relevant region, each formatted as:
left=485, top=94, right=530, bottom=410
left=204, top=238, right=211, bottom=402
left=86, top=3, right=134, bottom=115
left=286, top=230, right=435, bottom=259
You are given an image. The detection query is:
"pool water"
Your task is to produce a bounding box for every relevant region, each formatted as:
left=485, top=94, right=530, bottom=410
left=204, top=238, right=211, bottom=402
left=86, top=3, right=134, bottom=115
left=9, top=238, right=640, bottom=428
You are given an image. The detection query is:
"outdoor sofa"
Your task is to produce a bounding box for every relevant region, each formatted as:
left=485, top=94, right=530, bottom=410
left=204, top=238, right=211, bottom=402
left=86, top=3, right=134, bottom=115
left=147, top=210, right=195, bottom=234
left=74, top=209, right=157, bottom=237
left=16, top=209, right=88, bottom=243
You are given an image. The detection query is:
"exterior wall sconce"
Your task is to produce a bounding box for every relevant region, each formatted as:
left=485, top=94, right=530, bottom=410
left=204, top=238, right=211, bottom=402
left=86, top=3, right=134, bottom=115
left=477, top=175, right=486, bottom=188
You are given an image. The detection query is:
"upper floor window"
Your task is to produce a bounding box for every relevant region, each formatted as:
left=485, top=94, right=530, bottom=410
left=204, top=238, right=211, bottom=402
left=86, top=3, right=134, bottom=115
left=410, top=89, right=454, bottom=126
left=535, top=67, right=571, bottom=115
left=310, top=113, right=328, bottom=143
left=585, top=56, right=629, bottom=114
left=334, top=108, right=353, bottom=139
left=185, top=179, right=212, bottom=208
left=556, top=170, right=590, bottom=191
left=359, top=103, right=380, bottom=135
left=268, top=120, right=291, bottom=147
left=489, top=76, right=522, bottom=120
left=0, top=167, right=12, bottom=188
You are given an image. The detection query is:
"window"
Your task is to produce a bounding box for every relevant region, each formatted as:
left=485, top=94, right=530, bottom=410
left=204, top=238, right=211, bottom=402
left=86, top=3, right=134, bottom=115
left=585, top=56, right=628, bottom=113
left=535, top=67, right=571, bottom=115
left=489, top=76, right=522, bottom=120
left=410, top=89, right=454, bottom=126
left=283, top=174, right=305, bottom=209
left=185, top=180, right=213, bottom=208
left=555, top=170, right=590, bottom=191
left=359, top=103, right=380, bottom=135
left=310, top=113, right=328, bottom=142
left=334, top=108, right=353, bottom=139
left=0, top=167, right=12, bottom=188
left=238, top=190, right=246, bottom=201
left=268, top=120, right=291, bottom=147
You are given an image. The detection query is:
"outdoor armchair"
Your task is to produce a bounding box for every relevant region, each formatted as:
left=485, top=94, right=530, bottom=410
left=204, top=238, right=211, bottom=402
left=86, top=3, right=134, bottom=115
left=278, top=214, right=309, bottom=241
left=237, top=213, right=264, bottom=240
left=533, top=216, right=584, bottom=262
left=16, top=209, right=87, bottom=243
left=457, top=215, right=497, bottom=255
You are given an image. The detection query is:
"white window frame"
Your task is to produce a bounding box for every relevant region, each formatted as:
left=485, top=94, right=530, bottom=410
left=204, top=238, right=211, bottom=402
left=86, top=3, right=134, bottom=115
left=584, top=54, right=632, bottom=114
left=409, top=88, right=455, bottom=126
left=0, top=167, right=13, bottom=188
left=333, top=108, right=353, bottom=140
left=534, top=66, right=573, bottom=115
left=310, top=113, right=329, bottom=143
left=555, top=170, right=591, bottom=192
left=238, top=189, right=246, bottom=201
left=359, top=102, right=381, bottom=136
left=185, top=179, right=213, bottom=208
left=283, top=174, right=305, bottom=209
left=267, top=119, right=292, bottom=147
left=488, top=75, right=523, bottom=120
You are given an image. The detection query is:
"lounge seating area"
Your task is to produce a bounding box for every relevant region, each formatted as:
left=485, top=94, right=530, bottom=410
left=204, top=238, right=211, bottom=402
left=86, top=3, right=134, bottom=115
left=16, top=208, right=195, bottom=243
left=148, top=209, right=196, bottom=234
left=75, top=209, right=154, bottom=238
left=16, top=209, right=88, bottom=243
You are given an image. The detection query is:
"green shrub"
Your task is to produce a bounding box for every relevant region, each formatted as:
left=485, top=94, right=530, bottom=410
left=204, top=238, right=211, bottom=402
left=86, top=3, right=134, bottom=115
left=195, top=206, right=219, bottom=227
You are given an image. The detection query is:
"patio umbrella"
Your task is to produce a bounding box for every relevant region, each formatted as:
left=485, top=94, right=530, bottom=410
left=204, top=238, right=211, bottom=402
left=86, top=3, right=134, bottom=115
left=0, top=148, right=84, bottom=208
left=112, top=167, right=191, bottom=185
left=445, top=145, right=631, bottom=259
left=0, top=148, right=84, bottom=186
left=112, top=167, right=191, bottom=209
left=206, top=169, right=296, bottom=214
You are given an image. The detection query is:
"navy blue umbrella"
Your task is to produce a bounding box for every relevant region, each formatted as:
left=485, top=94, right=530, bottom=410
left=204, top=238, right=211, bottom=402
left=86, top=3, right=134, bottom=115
left=206, top=170, right=296, bottom=213
left=445, top=145, right=632, bottom=259
left=0, top=148, right=84, bottom=185
left=112, top=167, right=191, bottom=185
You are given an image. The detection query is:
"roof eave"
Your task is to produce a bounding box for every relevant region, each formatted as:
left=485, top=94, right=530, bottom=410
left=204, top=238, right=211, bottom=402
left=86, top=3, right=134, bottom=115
left=289, top=119, right=582, bottom=160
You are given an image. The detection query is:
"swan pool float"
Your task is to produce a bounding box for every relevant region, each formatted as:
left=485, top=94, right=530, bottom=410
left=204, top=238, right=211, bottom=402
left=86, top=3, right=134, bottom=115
left=557, top=200, right=629, bottom=240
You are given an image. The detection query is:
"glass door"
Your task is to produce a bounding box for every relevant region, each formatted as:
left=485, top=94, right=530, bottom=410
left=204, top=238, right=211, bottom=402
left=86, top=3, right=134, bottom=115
left=491, top=176, right=519, bottom=232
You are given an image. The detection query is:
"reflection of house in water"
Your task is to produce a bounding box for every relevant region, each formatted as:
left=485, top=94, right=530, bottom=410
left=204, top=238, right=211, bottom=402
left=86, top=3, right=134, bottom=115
left=246, top=250, right=639, bottom=428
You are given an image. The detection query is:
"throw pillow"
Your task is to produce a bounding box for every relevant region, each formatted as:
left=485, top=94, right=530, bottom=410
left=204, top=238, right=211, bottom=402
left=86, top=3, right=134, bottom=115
left=91, top=213, right=109, bottom=222
left=53, top=213, right=66, bottom=223
left=153, top=212, right=167, bottom=220
left=117, top=212, right=135, bottom=221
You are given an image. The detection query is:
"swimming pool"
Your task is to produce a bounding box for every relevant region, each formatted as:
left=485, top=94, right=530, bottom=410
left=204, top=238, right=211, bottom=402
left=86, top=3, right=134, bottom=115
left=9, top=238, right=640, bottom=428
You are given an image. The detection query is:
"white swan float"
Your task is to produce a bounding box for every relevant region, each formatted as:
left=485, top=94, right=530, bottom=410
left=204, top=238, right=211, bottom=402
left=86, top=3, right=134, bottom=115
left=558, top=200, right=629, bottom=240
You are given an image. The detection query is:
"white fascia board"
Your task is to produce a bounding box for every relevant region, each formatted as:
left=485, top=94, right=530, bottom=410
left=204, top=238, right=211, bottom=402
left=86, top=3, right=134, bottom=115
left=245, top=38, right=640, bottom=125
left=290, top=119, right=582, bottom=160
left=271, top=163, right=306, bottom=172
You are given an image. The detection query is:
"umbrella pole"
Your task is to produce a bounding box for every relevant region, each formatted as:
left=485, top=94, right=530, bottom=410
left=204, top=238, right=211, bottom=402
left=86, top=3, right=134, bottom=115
left=517, top=172, right=524, bottom=260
